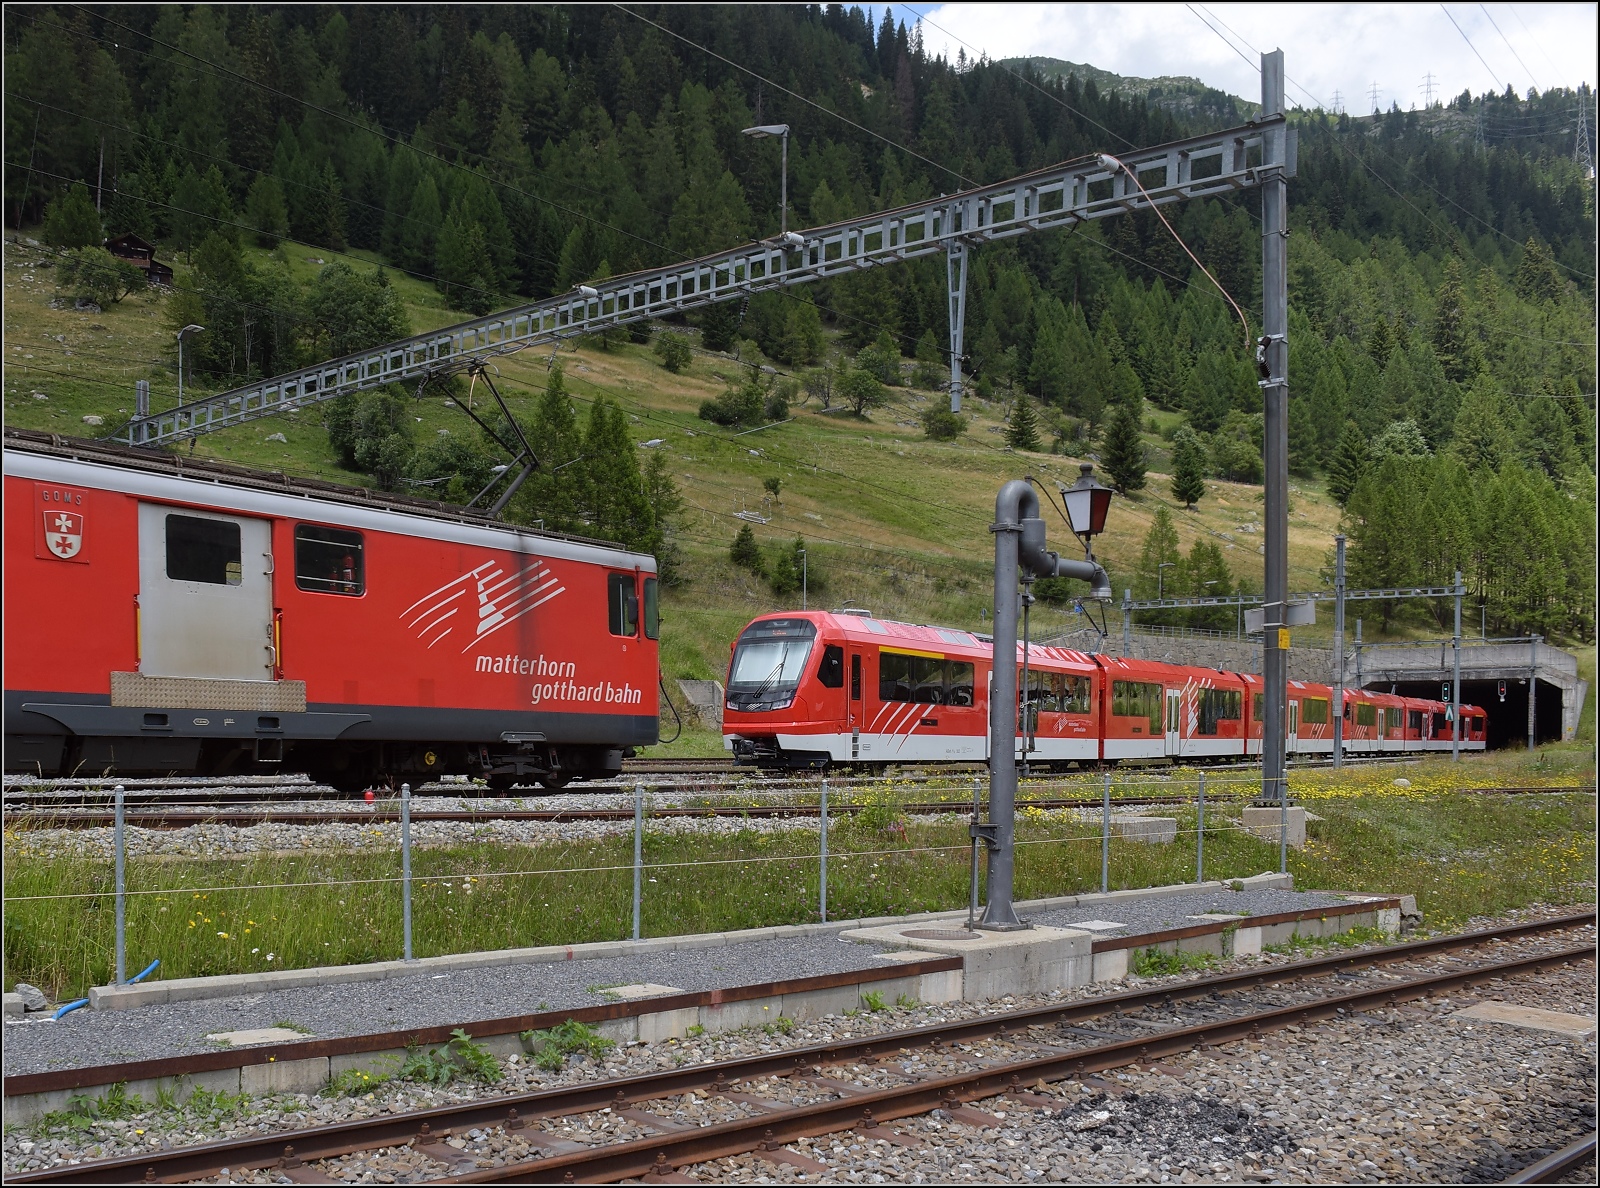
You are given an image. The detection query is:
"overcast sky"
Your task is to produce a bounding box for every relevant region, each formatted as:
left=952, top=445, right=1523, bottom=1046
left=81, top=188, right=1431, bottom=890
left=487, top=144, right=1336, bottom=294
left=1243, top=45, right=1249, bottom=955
left=905, top=3, right=1596, bottom=114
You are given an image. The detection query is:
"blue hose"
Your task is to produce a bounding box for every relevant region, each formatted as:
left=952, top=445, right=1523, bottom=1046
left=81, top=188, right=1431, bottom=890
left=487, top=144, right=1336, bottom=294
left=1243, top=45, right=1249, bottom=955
left=47, top=960, right=159, bottom=1021
left=128, top=959, right=160, bottom=984
left=52, top=998, right=89, bottom=1020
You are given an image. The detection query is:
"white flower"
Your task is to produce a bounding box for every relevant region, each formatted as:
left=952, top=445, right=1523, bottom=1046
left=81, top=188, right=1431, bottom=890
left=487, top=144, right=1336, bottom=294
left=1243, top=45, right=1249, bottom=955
left=266, top=953, right=275, bottom=961
left=251, top=948, right=260, bottom=954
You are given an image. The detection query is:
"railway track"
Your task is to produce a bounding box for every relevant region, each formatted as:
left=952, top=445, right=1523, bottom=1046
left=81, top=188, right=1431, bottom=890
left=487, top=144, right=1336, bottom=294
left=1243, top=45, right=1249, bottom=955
left=11, top=912, right=1593, bottom=1185
left=4, top=786, right=1589, bottom=831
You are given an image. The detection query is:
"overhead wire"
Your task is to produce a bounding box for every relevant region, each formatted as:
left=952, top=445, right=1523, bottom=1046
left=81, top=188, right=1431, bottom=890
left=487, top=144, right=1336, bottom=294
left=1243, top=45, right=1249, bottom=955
left=1440, top=4, right=1506, bottom=92
left=1478, top=4, right=1540, bottom=91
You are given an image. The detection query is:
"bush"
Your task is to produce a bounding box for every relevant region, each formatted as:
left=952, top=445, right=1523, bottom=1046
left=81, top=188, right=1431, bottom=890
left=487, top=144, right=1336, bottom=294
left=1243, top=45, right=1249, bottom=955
left=58, top=247, right=145, bottom=306
left=698, top=380, right=765, bottom=427
left=836, top=369, right=886, bottom=417
left=921, top=407, right=967, bottom=441
left=653, top=331, right=692, bottom=373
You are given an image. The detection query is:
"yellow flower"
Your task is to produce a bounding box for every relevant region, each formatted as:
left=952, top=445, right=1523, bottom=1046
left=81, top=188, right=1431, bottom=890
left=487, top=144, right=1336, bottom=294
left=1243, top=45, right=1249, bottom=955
left=217, top=931, right=229, bottom=938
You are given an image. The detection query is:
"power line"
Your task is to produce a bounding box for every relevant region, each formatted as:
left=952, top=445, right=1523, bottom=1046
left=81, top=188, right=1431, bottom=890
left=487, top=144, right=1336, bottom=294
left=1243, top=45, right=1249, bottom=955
left=613, top=4, right=978, bottom=189
left=1440, top=4, right=1506, bottom=92
left=1478, top=3, right=1541, bottom=91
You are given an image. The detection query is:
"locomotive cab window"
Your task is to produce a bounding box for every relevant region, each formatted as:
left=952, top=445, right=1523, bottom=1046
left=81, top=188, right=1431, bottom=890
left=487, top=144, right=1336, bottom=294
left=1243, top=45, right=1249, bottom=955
left=817, top=645, right=845, bottom=688
left=608, top=574, right=639, bottom=637
left=167, top=515, right=242, bottom=585
left=642, top=577, right=660, bottom=640
left=294, top=525, right=364, bottom=595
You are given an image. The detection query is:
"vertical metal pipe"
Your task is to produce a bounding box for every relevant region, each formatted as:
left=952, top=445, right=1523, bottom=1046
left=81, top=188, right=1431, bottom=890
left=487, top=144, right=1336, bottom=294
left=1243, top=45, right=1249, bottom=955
left=1452, top=570, right=1463, bottom=762
left=401, top=783, right=413, bottom=962
left=1196, top=772, right=1205, bottom=884
left=632, top=782, right=644, bottom=941
left=1101, top=770, right=1111, bottom=895
left=967, top=776, right=982, bottom=929
left=780, top=130, right=789, bottom=238
left=1332, top=535, right=1346, bottom=769
left=819, top=780, right=829, bottom=924
left=1021, top=580, right=1033, bottom=778
left=982, top=486, right=1023, bottom=929
left=1260, top=49, right=1290, bottom=808
left=114, top=784, right=126, bottom=984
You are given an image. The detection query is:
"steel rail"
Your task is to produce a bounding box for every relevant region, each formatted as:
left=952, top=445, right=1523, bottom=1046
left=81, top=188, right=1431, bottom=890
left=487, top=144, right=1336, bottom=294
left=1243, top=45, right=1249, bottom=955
left=9, top=913, right=1591, bottom=1185
left=5, top=786, right=1588, bottom=829
left=1503, top=1131, right=1598, bottom=1184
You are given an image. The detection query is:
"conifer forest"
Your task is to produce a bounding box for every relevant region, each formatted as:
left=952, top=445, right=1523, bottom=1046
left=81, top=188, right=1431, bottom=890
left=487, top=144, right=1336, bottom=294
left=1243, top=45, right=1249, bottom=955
left=4, top=4, right=1595, bottom=643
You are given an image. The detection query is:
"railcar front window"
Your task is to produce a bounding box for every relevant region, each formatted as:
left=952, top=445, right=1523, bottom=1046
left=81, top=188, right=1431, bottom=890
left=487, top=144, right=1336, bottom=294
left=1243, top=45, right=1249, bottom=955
left=168, top=515, right=242, bottom=585
left=726, top=619, right=816, bottom=712
left=294, top=525, right=365, bottom=595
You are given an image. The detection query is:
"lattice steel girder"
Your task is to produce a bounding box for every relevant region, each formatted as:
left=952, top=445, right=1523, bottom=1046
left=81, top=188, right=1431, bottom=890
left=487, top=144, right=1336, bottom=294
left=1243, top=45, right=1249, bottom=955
left=1123, top=584, right=1462, bottom=611
left=121, top=117, right=1295, bottom=447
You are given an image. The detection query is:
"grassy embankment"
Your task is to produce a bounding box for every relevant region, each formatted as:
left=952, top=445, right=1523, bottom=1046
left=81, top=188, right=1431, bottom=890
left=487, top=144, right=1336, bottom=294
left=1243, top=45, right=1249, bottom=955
left=8, top=233, right=1366, bottom=726
left=5, top=749, right=1592, bottom=999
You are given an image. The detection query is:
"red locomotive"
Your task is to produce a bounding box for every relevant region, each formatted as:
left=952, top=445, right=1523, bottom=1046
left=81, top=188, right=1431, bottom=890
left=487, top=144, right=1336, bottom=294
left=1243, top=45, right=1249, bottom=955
left=722, top=610, right=1486, bottom=769
left=4, top=429, right=660, bottom=790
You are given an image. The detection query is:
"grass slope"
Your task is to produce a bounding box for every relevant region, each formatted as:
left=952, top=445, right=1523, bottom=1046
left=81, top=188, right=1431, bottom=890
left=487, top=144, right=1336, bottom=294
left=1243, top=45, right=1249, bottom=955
left=0, top=233, right=1530, bottom=737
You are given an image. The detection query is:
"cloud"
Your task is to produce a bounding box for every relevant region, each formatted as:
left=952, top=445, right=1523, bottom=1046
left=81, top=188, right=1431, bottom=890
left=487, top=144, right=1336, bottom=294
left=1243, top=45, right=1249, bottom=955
left=913, top=3, right=1596, bottom=112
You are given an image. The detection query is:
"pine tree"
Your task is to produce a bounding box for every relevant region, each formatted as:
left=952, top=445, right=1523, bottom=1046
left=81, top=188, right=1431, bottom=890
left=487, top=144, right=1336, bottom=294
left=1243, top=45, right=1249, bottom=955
left=1005, top=391, right=1041, bottom=452
left=1326, top=421, right=1370, bottom=507
left=41, top=183, right=102, bottom=249
left=1170, top=428, right=1207, bottom=509
left=1102, top=401, right=1147, bottom=494
left=1135, top=505, right=1183, bottom=607
left=245, top=173, right=289, bottom=247
left=1431, top=258, right=1476, bottom=384
left=730, top=523, right=765, bottom=576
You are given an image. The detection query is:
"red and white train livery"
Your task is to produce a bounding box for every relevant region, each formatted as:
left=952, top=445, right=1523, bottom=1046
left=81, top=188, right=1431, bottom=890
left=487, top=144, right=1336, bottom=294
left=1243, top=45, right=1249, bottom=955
left=722, top=610, right=1486, bottom=768
left=4, top=430, right=659, bottom=789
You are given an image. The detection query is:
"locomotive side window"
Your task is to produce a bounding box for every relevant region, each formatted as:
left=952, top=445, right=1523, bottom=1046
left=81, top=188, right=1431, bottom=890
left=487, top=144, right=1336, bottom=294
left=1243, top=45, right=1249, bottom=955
left=817, top=645, right=844, bottom=688
left=1195, top=688, right=1242, bottom=735
left=608, top=573, right=638, bottom=636
left=294, top=525, right=364, bottom=595
left=642, top=577, right=660, bottom=640
left=167, top=515, right=242, bottom=585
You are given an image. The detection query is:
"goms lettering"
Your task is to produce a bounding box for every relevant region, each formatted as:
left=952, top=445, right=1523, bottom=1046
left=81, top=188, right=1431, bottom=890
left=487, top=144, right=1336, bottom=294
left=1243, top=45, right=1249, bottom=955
left=475, top=653, right=577, bottom=677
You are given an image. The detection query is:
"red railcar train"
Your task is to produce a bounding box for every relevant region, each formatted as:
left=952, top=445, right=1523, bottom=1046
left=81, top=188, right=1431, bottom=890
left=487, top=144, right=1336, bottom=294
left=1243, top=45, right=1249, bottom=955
left=722, top=610, right=1486, bottom=769
left=4, top=430, right=659, bottom=789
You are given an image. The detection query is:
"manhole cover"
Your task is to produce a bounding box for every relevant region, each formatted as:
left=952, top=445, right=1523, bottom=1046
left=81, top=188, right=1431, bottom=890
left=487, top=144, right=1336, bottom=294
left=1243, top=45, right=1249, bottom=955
left=901, top=928, right=980, bottom=941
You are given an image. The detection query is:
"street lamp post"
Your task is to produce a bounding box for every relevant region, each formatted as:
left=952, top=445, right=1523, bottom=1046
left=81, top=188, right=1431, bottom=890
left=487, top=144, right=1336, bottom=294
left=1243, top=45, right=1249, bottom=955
left=741, top=124, right=791, bottom=237
left=176, top=324, right=205, bottom=405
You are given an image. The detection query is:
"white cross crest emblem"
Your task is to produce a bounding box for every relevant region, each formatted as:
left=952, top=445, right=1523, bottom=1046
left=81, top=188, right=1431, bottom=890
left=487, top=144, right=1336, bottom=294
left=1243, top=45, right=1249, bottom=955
left=44, top=509, right=83, bottom=559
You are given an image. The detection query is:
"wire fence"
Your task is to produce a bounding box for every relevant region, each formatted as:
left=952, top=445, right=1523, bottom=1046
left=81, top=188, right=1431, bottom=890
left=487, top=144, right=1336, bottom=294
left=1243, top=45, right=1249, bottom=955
left=0, top=771, right=1322, bottom=990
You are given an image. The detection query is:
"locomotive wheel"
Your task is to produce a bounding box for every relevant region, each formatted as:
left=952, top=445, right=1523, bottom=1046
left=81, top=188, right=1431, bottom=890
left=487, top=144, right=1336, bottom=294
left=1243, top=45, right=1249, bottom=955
left=537, top=773, right=571, bottom=790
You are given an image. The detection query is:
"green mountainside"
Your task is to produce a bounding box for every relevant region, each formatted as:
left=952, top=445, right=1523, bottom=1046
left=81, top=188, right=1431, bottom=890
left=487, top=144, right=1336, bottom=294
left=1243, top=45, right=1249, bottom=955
left=4, top=5, right=1595, bottom=689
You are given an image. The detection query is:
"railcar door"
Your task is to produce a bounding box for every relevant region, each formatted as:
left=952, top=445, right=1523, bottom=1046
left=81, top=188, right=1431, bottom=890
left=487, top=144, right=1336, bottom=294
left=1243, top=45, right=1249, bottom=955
left=1286, top=700, right=1299, bottom=755
left=1165, top=687, right=1182, bottom=757
left=848, top=651, right=862, bottom=760
left=138, top=504, right=274, bottom=681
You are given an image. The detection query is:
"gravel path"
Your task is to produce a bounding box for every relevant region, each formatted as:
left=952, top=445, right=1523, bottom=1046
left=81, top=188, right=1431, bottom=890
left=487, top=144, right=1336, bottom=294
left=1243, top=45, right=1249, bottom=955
left=5, top=906, right=1590, bottom=1183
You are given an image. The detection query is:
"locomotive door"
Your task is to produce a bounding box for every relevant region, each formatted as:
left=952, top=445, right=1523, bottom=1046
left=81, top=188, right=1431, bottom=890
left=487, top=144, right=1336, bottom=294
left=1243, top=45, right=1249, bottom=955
left=1164, top=688, right=1182, bottom=757
left=138, top=504, right=274, bottom=681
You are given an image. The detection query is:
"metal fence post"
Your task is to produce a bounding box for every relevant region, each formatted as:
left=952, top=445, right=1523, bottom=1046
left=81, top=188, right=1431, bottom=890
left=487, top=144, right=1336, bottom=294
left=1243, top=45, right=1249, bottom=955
left=1196, top=772, right=1205, bottom=885
left=401, top=783, right=413, bottom=962
left=819, top=780, right=829, bottom=924
left=632, top=782, right=644, bottom=941
left=967, top=776, right=982, bottom=928
left=1101, top=771, right=1111, bottom=894
left=114, top=784, right=126, bottom=985
left=1279, top=789, right=1289, bottom=875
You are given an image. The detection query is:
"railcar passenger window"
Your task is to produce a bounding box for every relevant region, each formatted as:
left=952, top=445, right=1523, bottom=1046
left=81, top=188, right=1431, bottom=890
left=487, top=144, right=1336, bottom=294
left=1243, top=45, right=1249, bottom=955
left=1302, top=698, right=1329, bottom=725
left=1112, top=680, right=1163, bottom=734
left=643, top=578, right=659, bottom=640
left=948, top=661, right=975, bottom=707
left=608, top=573, right=638, bottom=637
left=1433, top=712, right=1449, bottom=735
left=817, top=645, right=844, bottom=688
left=168, top=515, right=242, bottom=585
left=1355, top=702, right=1377, bottom=727
left=294, top=524, right=364, bottom=595
left=1408, top=709, right=1423, bottom=732
left=1196, top=688, right=1242, bottom=735
left=1253, top=693, right=1265, bottom=723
